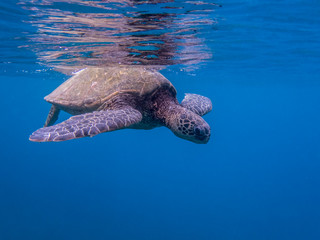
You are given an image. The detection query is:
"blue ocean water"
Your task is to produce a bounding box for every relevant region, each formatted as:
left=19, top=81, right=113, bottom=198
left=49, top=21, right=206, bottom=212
left=1, top=0, right=320, bottom=240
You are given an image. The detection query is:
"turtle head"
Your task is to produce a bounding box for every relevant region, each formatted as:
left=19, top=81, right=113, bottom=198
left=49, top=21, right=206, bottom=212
left=170, top=110, right=211, bottom=144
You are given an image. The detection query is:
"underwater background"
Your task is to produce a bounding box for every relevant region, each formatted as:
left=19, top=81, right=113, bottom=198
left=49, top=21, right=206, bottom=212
left=1, top=0, right=320, bottom=239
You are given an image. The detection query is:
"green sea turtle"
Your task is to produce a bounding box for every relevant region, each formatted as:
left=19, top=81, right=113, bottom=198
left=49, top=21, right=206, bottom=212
left=29, top=67, right=212, bottom=143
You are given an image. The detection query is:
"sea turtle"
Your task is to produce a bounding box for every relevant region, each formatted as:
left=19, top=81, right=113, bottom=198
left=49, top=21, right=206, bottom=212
left=29, top=67, right=212, bottom=143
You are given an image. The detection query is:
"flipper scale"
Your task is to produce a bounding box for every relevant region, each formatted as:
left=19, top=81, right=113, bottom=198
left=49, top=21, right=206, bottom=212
left=29, top=107, right=142, bottom=142
left=181, top=93, right=212, bottom=116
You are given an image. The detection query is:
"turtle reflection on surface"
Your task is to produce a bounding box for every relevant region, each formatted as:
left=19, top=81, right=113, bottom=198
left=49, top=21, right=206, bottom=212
left=20, top=0, right=217, bottom=73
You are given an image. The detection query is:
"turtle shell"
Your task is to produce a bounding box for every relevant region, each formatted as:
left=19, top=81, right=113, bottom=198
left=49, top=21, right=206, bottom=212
left=45, top=67, right=176, bottom=111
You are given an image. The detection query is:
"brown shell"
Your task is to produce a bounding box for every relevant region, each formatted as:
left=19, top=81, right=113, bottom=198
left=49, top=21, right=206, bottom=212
left=45, top=67, right=176, bottom=110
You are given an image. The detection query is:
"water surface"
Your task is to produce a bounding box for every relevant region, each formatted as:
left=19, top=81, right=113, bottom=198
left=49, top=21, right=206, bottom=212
left=0, top=1, right=319, bottom=240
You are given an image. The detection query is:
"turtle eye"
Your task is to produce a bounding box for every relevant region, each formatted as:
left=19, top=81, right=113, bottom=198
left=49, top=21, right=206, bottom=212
left=194, top=126, right=203, bottom=135
left=194, top=125, right=207, bottom=140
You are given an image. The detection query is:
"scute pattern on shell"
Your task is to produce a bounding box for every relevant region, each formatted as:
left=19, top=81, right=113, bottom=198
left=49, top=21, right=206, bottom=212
left=44, top=67, right=176, bottom=110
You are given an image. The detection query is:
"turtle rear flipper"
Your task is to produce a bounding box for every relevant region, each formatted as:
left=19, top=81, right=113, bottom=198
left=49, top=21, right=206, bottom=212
left=181, top=93, right=212, bottom=116
left=29, top=107, right=142, bottom=142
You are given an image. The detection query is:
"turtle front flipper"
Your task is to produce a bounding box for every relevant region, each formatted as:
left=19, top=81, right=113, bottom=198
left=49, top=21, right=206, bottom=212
left=181, top=93, right=212, bottom=116
left=29, top=107, right=142, bottom=142
left=44, top=105, right=60, bottom=127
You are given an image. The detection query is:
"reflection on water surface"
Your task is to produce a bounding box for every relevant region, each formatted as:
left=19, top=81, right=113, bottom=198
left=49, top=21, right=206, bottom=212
left=19, top=0, right=219, bottom=73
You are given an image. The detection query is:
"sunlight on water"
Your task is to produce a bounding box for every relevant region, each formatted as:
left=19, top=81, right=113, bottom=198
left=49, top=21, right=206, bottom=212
left=1, top=1, right=320, bottom=240
left=16, top=0, right=219, bottom=74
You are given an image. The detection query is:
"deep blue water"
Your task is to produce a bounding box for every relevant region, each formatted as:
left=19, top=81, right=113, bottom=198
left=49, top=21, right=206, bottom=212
left=1, top=1, right=320, bottom=240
